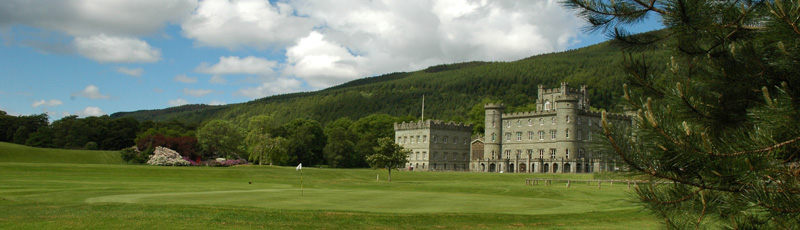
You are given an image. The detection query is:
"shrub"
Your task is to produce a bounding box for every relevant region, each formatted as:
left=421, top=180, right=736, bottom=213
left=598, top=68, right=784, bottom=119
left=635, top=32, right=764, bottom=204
left=84, top=141, right=98, bottom=150
left=120, top=147, right=149, bottom=164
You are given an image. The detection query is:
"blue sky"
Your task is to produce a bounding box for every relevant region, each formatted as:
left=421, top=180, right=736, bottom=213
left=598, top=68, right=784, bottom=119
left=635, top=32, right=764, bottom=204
left=0, top=0, right=661, bottom=120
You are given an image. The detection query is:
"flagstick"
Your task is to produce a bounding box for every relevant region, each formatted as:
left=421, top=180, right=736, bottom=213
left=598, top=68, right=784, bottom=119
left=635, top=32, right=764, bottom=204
left=300, top=168, right=304, bottom=197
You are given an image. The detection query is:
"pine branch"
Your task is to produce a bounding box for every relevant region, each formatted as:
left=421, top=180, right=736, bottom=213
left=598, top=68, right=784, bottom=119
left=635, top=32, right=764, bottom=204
left=709, top=136, right=800, bottom=157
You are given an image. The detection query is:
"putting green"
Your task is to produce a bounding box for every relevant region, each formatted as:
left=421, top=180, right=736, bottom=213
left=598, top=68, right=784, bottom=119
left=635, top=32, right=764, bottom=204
left=86, top=187, right=619, bottom=215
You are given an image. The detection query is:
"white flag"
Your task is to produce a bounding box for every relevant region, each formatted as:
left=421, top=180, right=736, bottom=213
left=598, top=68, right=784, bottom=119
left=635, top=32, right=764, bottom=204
left=296, top=163, right=302, bottom=171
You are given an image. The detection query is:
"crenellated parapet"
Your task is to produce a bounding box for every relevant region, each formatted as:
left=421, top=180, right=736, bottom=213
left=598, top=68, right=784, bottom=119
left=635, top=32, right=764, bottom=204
left=581, top=110, right=631, bottom=121
left=501, top=110, right=557, bottom=119
left=394, top=120, right=473, bottom=131
left=484, top=103, right=505, bottom=110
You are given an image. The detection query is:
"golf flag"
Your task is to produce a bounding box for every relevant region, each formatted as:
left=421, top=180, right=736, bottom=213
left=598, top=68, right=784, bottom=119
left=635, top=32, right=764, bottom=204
left=296, top=163, right=302, bottom=171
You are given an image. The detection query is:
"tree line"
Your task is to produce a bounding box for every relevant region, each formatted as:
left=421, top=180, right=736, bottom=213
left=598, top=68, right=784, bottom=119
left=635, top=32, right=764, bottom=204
left=0, top=109, right=417, bottom=168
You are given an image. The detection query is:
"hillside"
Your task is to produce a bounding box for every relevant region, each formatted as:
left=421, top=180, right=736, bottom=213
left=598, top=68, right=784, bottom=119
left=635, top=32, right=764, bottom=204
left=0, top=142, right=123, bottom=164
left=112, top=34, right=670, bottom=126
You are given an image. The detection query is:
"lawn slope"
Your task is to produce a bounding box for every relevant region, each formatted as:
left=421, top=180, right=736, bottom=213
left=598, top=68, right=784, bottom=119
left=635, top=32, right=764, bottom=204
left=0, top=142, right=123, bottom=164
left=0, top=144, right=658, bottom=229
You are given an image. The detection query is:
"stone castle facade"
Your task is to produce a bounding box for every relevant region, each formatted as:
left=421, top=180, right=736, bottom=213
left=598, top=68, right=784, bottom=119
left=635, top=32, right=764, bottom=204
left=394, top=120, right=473, bottom=171
left=394, top=83, right=630, bottom=173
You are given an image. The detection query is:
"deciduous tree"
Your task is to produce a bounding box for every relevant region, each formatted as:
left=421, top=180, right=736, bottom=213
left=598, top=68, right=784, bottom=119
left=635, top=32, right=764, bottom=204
left=366, top=137, right=410, bottom=182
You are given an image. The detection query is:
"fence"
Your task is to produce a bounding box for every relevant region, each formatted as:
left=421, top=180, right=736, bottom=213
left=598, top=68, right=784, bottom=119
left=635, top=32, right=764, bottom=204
left=524, top=178, right=673, bottom=189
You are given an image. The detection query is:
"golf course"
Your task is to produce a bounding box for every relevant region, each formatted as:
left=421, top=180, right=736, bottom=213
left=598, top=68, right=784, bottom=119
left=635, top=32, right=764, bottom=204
left=0, top=142, right=658, bottom=229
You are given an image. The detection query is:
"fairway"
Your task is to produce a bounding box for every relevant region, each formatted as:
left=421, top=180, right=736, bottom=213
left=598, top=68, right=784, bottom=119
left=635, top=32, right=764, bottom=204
left=0, top=143, right=659, bottom=229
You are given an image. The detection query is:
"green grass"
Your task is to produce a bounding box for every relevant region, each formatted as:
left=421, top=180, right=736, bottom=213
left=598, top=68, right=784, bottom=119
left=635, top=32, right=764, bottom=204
left=0, top=143, right=659, bottom=229
left=0, top=142, right=123, bottom=164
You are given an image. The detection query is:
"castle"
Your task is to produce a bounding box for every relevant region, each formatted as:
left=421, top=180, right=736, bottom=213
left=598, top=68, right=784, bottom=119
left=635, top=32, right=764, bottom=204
left=394, top=83, right=630, bottom=173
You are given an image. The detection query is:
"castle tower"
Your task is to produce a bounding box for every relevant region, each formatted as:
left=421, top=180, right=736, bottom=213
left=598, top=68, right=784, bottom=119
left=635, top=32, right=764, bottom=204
left=484, top=103, right=504, bottom=161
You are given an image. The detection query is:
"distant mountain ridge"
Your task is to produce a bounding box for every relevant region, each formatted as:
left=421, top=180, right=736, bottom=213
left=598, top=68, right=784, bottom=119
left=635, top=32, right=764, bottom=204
left=111, top=33, right=669, bottom=126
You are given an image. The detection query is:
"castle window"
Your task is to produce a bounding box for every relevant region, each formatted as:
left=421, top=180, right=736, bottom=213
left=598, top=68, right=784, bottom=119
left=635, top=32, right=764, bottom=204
left=539, top=149, right=545, bottom=159
left=565, top=149, right=570, bottom=159
left=415, top=152, right=419, bottom=160
left=443, top=136, right=448, bottom=143
left=579, top=149, right=585, bottom=158
left=539, top=118, right=544, bottom=126
left=505, top=150, right=511, bottom=159
left=491, top=150, right=496, bottom=159
left=516, top=120, right=521, bottom=127
left=551, top=117, right=556, bottom=125
left=423, top=135, right=427, bottom=143
left=528, top=119, right=532, bottom=126
left=527, top=149, right=533, bottom=159
left=516, top=132, right=522, bottom=141
left=566, top=115, right=570, bottom=123
left=491, top=133, right=496, bottom=142
left=528, top=131, right=534, bottom=140
left=433, top=136, right=437, bottom=143
left=565, top=129, right=570, bottom=138
left=505, top=133, right=511, bottom=141
left=506, top=121, right=510, bottom=128
left=550, top=130, right=557, bottom=139
left=492, top=120, right=496, bottom=128
left=417, top=136, right=421, bottom=143
left=539, top=131, right=545, bottom=140
left=550, top=149, right=557, bottom=159
left=544, top=101, right=551, bottom=111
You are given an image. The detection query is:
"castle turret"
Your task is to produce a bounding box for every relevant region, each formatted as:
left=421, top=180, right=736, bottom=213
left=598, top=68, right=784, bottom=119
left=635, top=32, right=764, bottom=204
left=484, top=103, right=504, bottom=160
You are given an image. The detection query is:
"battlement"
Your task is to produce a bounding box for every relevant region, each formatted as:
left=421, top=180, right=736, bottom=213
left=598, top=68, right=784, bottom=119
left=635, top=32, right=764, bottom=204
left=484, top=103, right=505, bottom=110
left=394, top=120, right=473, bottom=131
left=554, top=94, right=580, bottom=102
left=580, top=110, right=631, bottom=121
left=501, top=110, right=557, bottom=118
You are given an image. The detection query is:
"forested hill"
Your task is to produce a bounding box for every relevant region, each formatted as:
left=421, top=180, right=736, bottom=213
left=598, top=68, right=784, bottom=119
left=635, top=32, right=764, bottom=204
left=111, top=34, right=669, bottom=126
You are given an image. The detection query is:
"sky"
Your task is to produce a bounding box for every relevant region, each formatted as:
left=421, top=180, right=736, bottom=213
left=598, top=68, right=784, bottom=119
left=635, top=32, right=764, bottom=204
left=0, top=0, right=662, bottom=120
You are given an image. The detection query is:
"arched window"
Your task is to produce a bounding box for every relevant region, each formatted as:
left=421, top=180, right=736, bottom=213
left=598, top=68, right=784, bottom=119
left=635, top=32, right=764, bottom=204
left=566, top=115, right=570, bottom=123
left=491, top=133, right=496, bottom=142
left=539, top=118, right=544, bottom=125
left=544, top=101, right=551, bottom=111
left=565, top=129, right=570, bottom=138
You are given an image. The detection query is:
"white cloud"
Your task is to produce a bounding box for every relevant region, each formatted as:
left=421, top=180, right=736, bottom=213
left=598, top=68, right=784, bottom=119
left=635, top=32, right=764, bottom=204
left=181, top=0, right=314, bottom=49
left=32, top=99, right=63, bottom=108
left=195, top=56, right=277, bottom=76
left=0, top=0, right=197, bottom=37
left=74, top=85, right=109, bottom=99
left=117, top=67, right=143, bottom=77
left=277, top=0, right=584, bottom=89
left=284, top=31, right=365, bottom=88
left=74, top=34, right=161, bottom=63
left=209, top=75, right=227, bottom=84
left=237, top=78, right=302, bottom=99
left=174, top=74, right=197, bottom=83
left=77, top=106, right=104, bottom=117
left=208, top=100, right=225, bottom=105
left=168, top=98, right=189, bottom=106
left=184, top=88, right=213, bottom=97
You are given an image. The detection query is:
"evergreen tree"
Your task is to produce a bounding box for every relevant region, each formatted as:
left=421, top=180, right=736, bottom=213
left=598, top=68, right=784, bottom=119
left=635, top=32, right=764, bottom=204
left=564, top=0, right=800, bottom=228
